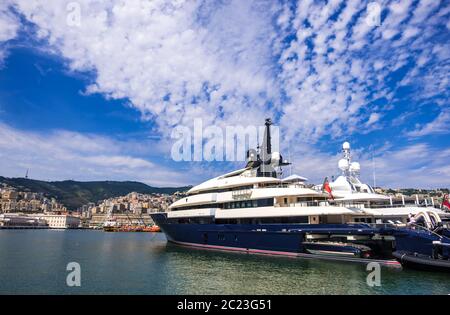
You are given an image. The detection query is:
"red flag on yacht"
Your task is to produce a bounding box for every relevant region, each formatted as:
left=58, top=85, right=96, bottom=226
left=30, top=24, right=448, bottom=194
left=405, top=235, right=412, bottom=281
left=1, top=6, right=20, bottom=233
left=442, top=194, right=450, bottom=211
left=322, top=177, right=334, bottom=200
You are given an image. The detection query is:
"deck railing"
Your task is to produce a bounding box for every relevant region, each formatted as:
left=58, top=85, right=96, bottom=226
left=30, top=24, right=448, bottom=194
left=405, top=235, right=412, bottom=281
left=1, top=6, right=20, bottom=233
left=231, top=189, right=252, bottom=200
left=349, top=222, right=445, bottom=239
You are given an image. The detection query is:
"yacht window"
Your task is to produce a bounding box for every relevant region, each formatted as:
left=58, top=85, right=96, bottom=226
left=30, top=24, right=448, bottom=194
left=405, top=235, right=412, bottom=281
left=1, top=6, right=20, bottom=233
left=165, top=217, right=214, bottom=224
left=260, top=217, right=281, bottom=224
left=257, top=216, right=309, bottom=224
left=257, top=198, right=274, bottom=207
left=221, top=198, right=274, bottom=209
left=216, top=219, right=238, bottom=224
left=194, top=185, right=254, bottom=194
left=354, top=217, right=373, bottom=224
left=169, top=216, right=309, bottom=225
left=172, top=203, right=223, bottom=211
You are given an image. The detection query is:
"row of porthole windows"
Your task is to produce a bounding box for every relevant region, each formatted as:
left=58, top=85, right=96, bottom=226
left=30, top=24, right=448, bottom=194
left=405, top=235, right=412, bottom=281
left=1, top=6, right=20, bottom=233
left=208, top=233, right=238, bottom=242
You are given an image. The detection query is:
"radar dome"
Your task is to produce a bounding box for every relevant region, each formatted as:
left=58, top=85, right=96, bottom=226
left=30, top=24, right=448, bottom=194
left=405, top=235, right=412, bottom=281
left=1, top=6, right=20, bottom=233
left=350, top=162, right=360, bottom=173
left=342, top=142, right=350, bottom=150
left=338, top=158, right=349, bottom=171
left=271, top=151, right=281, bottom=165
left=246, top=149, right=257, bottom=162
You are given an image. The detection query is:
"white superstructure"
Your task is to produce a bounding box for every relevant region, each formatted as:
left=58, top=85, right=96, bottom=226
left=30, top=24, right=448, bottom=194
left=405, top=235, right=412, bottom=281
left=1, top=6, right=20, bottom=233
left=327, top=142, right=447, bottom=222
left=169, top=166, right=357, bottom=224
left=33, top=214, right=81, bottom=229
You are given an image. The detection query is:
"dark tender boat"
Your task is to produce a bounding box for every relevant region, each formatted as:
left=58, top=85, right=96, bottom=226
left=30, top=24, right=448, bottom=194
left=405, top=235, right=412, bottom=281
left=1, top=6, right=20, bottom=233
left=391, top=220, right=450, bottom=272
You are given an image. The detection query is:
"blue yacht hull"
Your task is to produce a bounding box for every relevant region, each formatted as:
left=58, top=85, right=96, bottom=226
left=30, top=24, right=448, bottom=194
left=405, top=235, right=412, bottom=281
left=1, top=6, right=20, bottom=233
left=150, top=213, right=401, bottom=267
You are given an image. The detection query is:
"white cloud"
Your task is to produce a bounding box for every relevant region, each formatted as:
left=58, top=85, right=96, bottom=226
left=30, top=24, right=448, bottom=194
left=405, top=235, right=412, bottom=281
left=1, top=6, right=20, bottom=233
left=290, top=142, right=450, bottom=189
left=407, top=110, right=450, bottom=137
left=0, top=0, right=448, bottom=188
left=11, top=0, right=280, bottom=136
left=0, top=2, right=20, bottom=64
left=0, top=3, right=18, bottom=42
left=359, top=143, right=450, bottom=188
left=0, top=123, right=191, bottom=186
left=4, top=0, right=447, bottom=144
left=277, top=0, right=449, bottom=142
left=366, top=112, right=381, bottom=126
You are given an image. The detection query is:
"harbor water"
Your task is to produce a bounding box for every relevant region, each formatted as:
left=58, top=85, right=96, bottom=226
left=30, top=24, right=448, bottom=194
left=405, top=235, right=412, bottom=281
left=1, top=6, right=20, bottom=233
left=0, top=230, right=449, bottom=294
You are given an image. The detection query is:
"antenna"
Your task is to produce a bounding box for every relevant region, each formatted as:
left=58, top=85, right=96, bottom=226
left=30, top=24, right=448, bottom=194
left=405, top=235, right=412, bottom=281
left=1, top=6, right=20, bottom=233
left=372, top=152, right=376, bottom=188
left=340, top=142, right=351, bottom=177
left=25, top=169, right=29, bottom=179
left=288, top=143, right=292, bottom=177
left=260, top=118, right=272, bottom=163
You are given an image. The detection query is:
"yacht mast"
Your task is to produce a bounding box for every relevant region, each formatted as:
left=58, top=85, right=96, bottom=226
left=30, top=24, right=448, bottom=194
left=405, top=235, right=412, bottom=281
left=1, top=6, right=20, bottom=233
left=260, top=118, right=272, bottom=163
left=372, top=152, right=376, bottom=188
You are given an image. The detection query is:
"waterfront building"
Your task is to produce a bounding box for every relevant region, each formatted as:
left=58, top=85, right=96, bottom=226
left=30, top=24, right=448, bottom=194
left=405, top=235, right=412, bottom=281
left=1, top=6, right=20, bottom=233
left=33, top=214, right=81, bottom=229
left=0, top=213, right=47, bottom=228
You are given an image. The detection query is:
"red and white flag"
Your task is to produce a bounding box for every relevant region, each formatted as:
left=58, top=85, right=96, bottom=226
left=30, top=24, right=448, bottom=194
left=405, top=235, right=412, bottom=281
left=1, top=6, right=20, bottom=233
left=442, top=194, right=450, bottom=211
left=322, top=177, right=334, bottom=200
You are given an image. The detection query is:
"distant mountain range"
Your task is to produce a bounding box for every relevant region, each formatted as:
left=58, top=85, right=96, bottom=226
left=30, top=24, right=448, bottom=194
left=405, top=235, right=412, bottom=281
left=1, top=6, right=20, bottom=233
left=0, top=176, right=191, bottom=210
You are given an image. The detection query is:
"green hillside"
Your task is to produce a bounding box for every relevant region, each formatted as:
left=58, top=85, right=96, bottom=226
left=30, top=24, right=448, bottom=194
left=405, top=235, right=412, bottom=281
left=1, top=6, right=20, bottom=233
left=0, top=176, right=190, bottom=210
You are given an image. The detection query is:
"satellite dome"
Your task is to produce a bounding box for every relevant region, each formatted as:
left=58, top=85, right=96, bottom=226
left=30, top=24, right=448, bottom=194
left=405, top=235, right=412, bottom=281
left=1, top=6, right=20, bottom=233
left=246, top=149, right=257, bottom=162
left=271, top=151, right=281, bottom=165
left=350, top=162, right=360, bottom=173
left=342, top=142, right=350, bottom=150
left=338, top=158, right=349, bottom=171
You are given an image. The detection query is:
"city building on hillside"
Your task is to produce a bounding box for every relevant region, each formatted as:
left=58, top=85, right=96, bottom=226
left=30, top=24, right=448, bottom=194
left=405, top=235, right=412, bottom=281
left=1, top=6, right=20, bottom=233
left=80, top=191, right=183, bottom=219
left=1, top=190, right=18, bottom=200
left=0, top=184, right=67, bottom=213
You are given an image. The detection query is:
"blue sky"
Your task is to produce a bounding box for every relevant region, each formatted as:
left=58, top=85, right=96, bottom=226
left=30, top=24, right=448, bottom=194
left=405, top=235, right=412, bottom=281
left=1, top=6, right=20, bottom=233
left=0, top=0, right=449, bottom=188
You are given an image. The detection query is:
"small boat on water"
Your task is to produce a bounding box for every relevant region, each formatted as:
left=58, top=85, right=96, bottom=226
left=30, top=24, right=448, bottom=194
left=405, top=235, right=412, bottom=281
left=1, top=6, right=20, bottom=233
left=393, top=251, right=450, bottom=272
left=144, top=225, right=161, bottom=232
left=391, top=218, right=450, bottom=272
left=103, top=221, right=161, bottom=233
left=303, top=241, right=372, bottom=258
left=103, top=218, right=119, bottom=232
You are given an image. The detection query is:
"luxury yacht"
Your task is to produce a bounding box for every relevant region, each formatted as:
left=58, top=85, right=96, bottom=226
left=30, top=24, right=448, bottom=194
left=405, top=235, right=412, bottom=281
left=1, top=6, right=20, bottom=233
left=151, top=119, right=450, bottom=270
